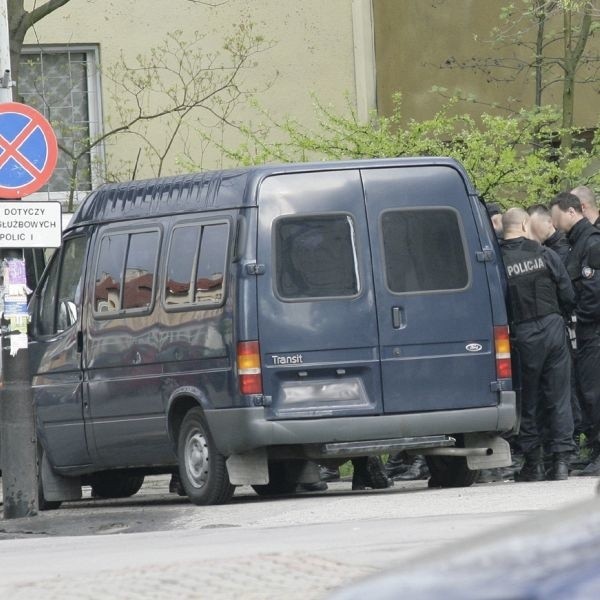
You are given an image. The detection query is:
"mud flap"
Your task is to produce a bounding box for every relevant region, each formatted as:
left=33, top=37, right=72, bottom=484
left=227, top=448, right=268, bottom=485
left=465, top=433, right=512, bottom=470
left=41, top=452, right=82, bottom=502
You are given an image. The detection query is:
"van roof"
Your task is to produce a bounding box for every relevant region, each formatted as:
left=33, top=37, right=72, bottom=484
left=68, top=157, right=472, bottom=229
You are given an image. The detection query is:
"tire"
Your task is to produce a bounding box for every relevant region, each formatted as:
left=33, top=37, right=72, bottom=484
left=426, top=454, right=479, bottom=488
left=89, top=472, right=145, bottom=499
left=252, top=461, right=299, bottom=497
left=177, top=407, right=235, bottom=505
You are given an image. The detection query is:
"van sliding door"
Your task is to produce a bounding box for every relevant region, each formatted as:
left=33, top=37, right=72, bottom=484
left=362, top=166, right=497, bottom=414
left=256, top=170, right=382, bottom=419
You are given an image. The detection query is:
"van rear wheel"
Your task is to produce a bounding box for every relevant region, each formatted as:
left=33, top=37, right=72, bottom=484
left=89, top=472, right=145, bottom=499
left=426, top=455, right=478, bottom=488
left=177, top=407, right=235, bottom=505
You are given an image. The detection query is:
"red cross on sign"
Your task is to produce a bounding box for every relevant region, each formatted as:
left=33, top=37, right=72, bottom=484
left=0, top=102, right=58, bottom=199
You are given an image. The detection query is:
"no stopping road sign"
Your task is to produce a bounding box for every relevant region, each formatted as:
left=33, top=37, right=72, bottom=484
left=0, top=102, right=58, bottom=198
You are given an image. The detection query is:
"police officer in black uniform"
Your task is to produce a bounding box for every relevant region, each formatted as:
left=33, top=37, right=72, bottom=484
left=550, top=192, right=600, bottom=475
left=527, top=203, right=583, bottom=454
left=571, top=186, right=600, bottom=229
left=527, top=204, right=570, bottom=262
left=501, top=208, right=576, bottom=481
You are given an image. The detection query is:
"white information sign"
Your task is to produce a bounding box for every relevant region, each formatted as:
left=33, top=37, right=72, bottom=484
left=0, top=201, right=62, bottom=248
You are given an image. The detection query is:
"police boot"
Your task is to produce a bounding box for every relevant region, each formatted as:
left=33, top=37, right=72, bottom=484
left=366, top=456, right=394, bottom=488
left=514, top=448, right=545, bottom=482
left=297, top=481, right=328, bottom=492
left=319, top=465, right=340, bottom=482
left=551, top=452, right=570, bottom=481
left=352, top=457, right=393, bottom=490
left=169, top=472, right=185, bottom=496
left=395, top=455, right=429, bottom=481
left=385, top=452, right=410, bottom=479
left=578, top=452, right=600, bottom=477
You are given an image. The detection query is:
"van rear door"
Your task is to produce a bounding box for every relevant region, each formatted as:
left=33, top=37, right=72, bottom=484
left=361, top=166, right=497, bottom=414
left=256, top=170, right=382, bottom=419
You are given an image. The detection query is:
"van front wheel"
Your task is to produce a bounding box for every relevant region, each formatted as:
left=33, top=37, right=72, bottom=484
left=426, top=455, right=478, bottom=488
left=177, top=407, right=235, bottom=505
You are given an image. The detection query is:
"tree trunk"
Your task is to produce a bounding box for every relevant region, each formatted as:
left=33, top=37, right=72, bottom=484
left=560, top=5, right=592, bottom=154
left=534, top=0, right=546, bottom=109
left=7, top=0, right=72, bottom=99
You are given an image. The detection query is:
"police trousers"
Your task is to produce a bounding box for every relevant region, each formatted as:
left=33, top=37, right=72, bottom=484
left=513, top=313, right=574, bottom=454
left=575, top=321, right=600, bottom=443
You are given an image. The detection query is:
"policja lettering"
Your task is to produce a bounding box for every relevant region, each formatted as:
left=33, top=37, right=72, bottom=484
left=506, top=257, right=545, bottom=277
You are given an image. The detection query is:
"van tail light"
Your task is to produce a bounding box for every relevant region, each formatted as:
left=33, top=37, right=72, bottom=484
left=237, top=341, right=263, bottom=395
left=494, top=325, right=512, bottom=379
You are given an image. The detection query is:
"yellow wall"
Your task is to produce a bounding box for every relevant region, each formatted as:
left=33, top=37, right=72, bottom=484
left=373, top=0, right=600, bottom=126
left=24, top=0, right=358, bottom=179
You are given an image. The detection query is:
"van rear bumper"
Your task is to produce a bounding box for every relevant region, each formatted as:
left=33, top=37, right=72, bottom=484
left=205, top=391, right=517, bottom=456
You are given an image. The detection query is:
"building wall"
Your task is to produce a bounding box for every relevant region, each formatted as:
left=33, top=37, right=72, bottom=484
left=24, top=0, right=362, bottom=182
left=373, top=0, right=600, bottom=127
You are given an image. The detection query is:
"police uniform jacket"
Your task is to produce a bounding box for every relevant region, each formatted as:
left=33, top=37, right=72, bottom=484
left=566, top=219, right=600, bottom=324
left=544, top=229, right=570, bottom=264
left=501, top=237, right=575, bottom=325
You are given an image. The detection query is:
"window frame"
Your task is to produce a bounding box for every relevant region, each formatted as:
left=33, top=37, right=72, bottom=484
left=271, top=211, right=362, bottom=303
left=20, top=44, right=104, bottom=202
left=162, top=217, right=232, bottom=313
left=92, top=224, right=163, bottom=320
left=33, top=234, right=88, bottom=338
left=378, top=206, right=472, bottom=297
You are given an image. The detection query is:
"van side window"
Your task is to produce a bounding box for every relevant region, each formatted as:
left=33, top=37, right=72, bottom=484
left=94, top=230, right=160, bottom=315
left=165, top=222, right=228, bottom=308
left=123, top=232, right=160, bottom=310
left=381, top=209, right=469, bottom=294
left=37, top=236, right=87, bottom=335
left=275, top=215, right=359, bottom=299
left=94, top=234, right=127, bottom=313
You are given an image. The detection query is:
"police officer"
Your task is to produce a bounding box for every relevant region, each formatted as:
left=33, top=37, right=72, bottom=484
left=571, top=186, right=600, bottom=228
left=527, top=203, right=583, bottom=452
left=487, top=202, right=504, bottom=239
left=550, top=192, right=600, bottom=475
left=527, top=204, right=570, bottom=262
left=501, top=208, right=576, bottom=481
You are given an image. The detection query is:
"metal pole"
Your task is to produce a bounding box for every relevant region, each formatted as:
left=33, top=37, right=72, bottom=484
left=0, top=0, right=14, bottom=103
left=0, top=1, right=38, bottom=518
left=1, top=323, right=38, bottom=519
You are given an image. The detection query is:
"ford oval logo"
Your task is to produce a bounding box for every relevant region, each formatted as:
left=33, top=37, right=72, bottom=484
left=466, top=343, right=483, bottom=352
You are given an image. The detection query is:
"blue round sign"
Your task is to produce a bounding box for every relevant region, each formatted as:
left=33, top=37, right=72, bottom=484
left=0, top=102, right=58, bottom=198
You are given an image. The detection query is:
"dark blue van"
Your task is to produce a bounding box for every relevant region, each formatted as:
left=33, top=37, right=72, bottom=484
left=28, top=158, right=517, bottom=507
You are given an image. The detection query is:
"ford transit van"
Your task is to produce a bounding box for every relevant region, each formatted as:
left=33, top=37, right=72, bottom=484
left=28, top=158, right=517, bottom=506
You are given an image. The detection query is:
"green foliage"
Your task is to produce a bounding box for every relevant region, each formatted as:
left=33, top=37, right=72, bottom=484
left=223, top=93, right=600, bottom=208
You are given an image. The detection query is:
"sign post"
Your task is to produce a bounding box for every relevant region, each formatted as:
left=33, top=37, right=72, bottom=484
left=0, top=99, right=59, bottom=519
left=0, top=0, right=13, bottom=104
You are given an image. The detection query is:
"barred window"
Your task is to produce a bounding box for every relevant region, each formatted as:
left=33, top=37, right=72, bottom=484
left=19, top=46, right=102, bottom=199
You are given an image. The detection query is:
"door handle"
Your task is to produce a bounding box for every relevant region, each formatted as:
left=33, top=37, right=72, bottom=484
left=392, top=306, right=406, bottom=329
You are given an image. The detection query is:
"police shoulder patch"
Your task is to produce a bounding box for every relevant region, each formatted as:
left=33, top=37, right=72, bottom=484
left=582, top=266, right=595, bottom=279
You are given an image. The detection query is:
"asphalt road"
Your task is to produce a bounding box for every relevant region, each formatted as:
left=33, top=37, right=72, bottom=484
left=0, top=476, right=598, bottom=599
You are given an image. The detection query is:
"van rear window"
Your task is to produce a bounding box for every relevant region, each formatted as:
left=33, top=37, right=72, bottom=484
left=275, top=215, right=359, bottom=299
left=381, top=209, right=469, bottom=294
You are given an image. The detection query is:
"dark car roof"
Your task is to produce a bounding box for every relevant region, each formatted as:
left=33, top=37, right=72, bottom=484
left=67, top=157, right=472, bottom=231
